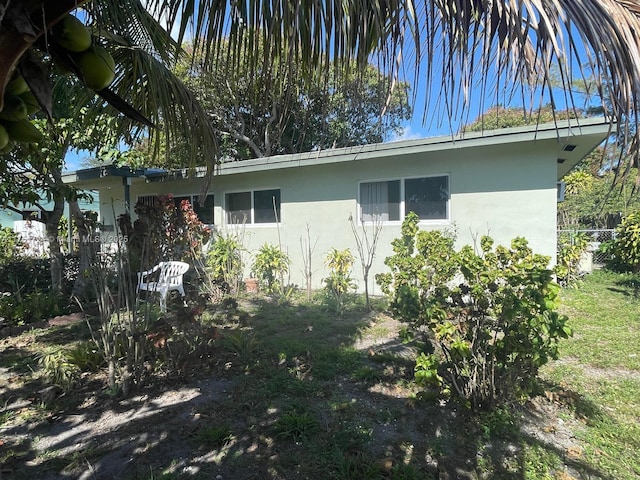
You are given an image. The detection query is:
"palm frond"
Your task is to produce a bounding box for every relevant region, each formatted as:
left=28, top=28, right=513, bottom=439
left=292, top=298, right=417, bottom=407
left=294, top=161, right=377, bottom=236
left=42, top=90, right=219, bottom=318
left=3, top=0, right=640, bottom=171
left=141, top=0, right=640, bottom=162
left=79, top=0, right=218, bottom=167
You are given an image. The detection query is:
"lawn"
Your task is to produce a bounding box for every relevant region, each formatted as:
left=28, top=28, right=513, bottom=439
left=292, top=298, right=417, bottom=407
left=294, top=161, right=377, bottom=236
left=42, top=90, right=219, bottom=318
left=540, top=270, right=640, bottom=479
left=0, top=270, right=638, bottom=479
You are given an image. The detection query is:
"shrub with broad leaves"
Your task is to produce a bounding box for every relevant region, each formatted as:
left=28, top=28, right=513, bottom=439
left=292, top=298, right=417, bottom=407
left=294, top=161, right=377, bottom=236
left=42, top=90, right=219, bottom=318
left=611, top=211, right=640, bottom=273
left=377, top=212, right=572, bottom=410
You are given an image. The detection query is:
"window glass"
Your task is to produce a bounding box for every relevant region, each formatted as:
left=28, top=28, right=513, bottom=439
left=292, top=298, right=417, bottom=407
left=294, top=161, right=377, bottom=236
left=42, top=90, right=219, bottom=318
left=226, top=192, right=251, bottom=224
left=137, top=195, right=158, bottom=207
left=405, top=176, right=449, bottom=220
left=172, top=196, right=191, bottom=211
left=254, top=189, right=281, bottom=223
left=22, top=210, right=40, bottom=221
left=360, top=180, right=400, bottom=221
left=193, top=194, right=215, bottom=224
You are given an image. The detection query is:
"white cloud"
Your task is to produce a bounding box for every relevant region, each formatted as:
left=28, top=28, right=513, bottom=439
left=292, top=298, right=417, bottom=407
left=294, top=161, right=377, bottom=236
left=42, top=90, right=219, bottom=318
left=387, top=125, right=424, bottom=143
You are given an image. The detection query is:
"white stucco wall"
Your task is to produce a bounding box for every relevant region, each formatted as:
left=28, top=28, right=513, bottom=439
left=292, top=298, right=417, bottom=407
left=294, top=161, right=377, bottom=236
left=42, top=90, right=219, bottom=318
left=102, top=137, right=560, bottom=294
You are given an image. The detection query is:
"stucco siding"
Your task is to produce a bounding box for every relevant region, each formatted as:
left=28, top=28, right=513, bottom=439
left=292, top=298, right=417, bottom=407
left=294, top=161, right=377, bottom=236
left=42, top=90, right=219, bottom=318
left=63, top=119, right=616, bottom=294
left=108, top=139, right=559, bottom=293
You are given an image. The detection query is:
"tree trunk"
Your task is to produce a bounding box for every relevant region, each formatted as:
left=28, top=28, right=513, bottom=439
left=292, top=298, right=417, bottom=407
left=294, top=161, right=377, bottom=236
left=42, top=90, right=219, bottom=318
left=44, top=196, right=65, bottom=293
left=70, top=199, right=96, bottom=298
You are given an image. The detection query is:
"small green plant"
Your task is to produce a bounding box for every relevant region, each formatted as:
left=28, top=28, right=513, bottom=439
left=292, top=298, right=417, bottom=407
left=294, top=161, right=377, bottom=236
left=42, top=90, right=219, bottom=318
left=323, top=247, right=356, bottom=315
left=0, top=227, right=23, bottom=264
left=352, top=366, right=383, bottom=383
left=252, top=243, right=291, bottom=295
left=224, top=330, right=260, bottom=365
left=206, top=231, right=245, bottom=295
left=0, top=290, right=68, bottom=326
left=196, top=424, right=233, bottom=449
left=38, top=348, right=80, bottom=393
left=274, top=409, right=320, bottom=443
left=556, top=231, right=589, bottom=286
left=611, top=211, right=640, bottom=273
left=377, top=212, right=573, bottom=410
left=67, top=341, right=105, bottom=372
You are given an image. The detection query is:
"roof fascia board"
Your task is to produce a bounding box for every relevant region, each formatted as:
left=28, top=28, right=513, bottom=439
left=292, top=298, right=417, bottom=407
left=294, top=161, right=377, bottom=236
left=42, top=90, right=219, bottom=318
left=217, top=118, right=613, bottom=176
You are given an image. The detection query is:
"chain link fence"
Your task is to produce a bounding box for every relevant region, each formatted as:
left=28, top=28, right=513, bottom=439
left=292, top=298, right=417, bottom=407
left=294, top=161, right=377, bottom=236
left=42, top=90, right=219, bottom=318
left=558, top=229, right=616, bottom=268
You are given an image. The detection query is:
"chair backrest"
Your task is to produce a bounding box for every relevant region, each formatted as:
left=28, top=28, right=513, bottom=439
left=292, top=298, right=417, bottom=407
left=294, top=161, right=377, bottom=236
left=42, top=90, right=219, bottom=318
left=158, top=261, right=190, bottom=286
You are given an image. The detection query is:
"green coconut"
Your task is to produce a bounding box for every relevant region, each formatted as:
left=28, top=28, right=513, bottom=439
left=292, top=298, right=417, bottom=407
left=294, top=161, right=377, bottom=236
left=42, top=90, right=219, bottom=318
left=0, top=94, right=28, bottom=122
left=4, top=119, right=43, bottom=143
left=76, top=45, right=116, bottom=90
left=0, top=124, right=9, bottom=149
left=19, top=90, right=40, bottom=115
left=52, top=14, right=92, bottom=52
left=7, top=74, right=29, bottom=95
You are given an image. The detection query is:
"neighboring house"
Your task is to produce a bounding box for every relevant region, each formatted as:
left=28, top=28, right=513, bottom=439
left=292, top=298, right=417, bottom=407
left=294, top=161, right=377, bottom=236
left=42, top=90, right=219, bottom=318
left=63, top=118, right=612, bottom=294
left=0, top=194, right=99, bottom=255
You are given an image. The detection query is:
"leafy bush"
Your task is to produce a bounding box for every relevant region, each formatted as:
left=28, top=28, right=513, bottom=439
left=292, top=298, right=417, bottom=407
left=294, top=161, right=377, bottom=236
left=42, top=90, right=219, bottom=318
left=38, top=348, right=81, bottom=393
left=323, top=248, right=357, bottom=315
left=0, top=290, right=69, bottom=326
left=377, top=212, right=572, bottom=410
left=556, top=231, right=589, bottom=286
left=0, top=257, right=50, bottom=293
left=611, top=211, right=640, bottom=272
left=252, top=243, right=291, bottom=294
left=0, top=227, right=24, bottom=264
left=0, top=255, right=78, bottom=295
left=67, top=341, right=105, bottom=372
left=206, top=232, right=245, bottom=294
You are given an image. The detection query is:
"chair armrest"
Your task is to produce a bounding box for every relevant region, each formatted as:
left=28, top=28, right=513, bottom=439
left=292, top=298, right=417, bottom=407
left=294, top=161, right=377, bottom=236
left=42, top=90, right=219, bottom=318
left=138, top=263, right=162, bottom=282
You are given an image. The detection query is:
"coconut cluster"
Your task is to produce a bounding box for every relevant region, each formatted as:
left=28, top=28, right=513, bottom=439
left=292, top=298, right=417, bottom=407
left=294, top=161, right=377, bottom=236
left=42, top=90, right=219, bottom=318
left=0, top=72, right=43, bottom=151
left=0, top=13, right=116, bottom=151
left=51, top=14, right=116, bottom=91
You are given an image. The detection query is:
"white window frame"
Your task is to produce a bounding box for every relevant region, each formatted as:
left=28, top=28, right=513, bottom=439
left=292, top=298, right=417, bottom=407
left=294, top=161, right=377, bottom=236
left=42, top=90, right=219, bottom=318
left=358, top=174, right=450, bottom=224
left=224, top=188, right=281, bottom=225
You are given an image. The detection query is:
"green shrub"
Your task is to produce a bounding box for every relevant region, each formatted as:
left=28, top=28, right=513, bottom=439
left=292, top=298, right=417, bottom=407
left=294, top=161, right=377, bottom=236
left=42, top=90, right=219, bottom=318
left=377, top=212, right=572, bottom=410
left=67, top=341, right=105, bottom=372
left=252, top=243, right=290, bottom=294
left=38, top=348, right=81, bottom=393
left=323, top=248, right=357, bottom=315
left=0, top=290, right=69, bottom=326
left=611, top=211, right=640, bottom=272
left=0, top=227, right=23, bottom=264
left=556, top=231, right=589, bottom=286
left=0, top=255, right=78, bottom=295
left=206, top=232, right=244, bottom=292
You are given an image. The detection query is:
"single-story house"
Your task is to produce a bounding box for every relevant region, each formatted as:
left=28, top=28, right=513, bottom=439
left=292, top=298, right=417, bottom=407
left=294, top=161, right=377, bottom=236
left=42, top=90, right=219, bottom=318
left=63, top=118, right=612, bottom=294
left=0, top=193, right=98, bottom=256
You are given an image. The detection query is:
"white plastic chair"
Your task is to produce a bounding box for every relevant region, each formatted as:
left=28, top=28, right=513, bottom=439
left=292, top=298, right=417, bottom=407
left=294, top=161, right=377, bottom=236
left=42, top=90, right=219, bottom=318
left=137, top=261, right=190, bottom=311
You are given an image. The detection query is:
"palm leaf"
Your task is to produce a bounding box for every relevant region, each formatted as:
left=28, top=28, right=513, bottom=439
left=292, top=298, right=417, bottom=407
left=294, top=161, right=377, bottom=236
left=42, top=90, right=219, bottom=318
left=141, top=0, right=640, bottom=163
left=3, top=0, right=640, bottom=171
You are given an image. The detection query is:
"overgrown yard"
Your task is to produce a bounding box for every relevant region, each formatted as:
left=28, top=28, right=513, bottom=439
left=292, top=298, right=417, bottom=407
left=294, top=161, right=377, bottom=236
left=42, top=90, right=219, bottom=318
left=1, top=271, right=639, bottom=479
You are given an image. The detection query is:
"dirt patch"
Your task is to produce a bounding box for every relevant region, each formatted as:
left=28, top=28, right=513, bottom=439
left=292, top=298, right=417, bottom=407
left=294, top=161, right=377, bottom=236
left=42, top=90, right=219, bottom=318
left=46, top=313, right=86, bottom=327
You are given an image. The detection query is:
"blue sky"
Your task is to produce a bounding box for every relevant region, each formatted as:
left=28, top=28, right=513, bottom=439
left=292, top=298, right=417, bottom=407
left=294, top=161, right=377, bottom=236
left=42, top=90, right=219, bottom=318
left=63, top=8, right=597, bottom=171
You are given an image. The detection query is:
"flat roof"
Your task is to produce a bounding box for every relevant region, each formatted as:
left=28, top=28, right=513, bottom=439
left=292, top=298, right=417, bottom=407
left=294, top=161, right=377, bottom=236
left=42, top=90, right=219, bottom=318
left=213, top=117, right=613, bottom=181
left=64, top=117, right=614, bottom=184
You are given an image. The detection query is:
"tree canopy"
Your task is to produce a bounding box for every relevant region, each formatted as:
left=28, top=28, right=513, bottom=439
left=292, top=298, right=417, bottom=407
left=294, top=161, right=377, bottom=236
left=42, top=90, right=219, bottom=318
left=154, top=42, right=412, bottom=165
left=462, top=105, right=583, bottom=133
